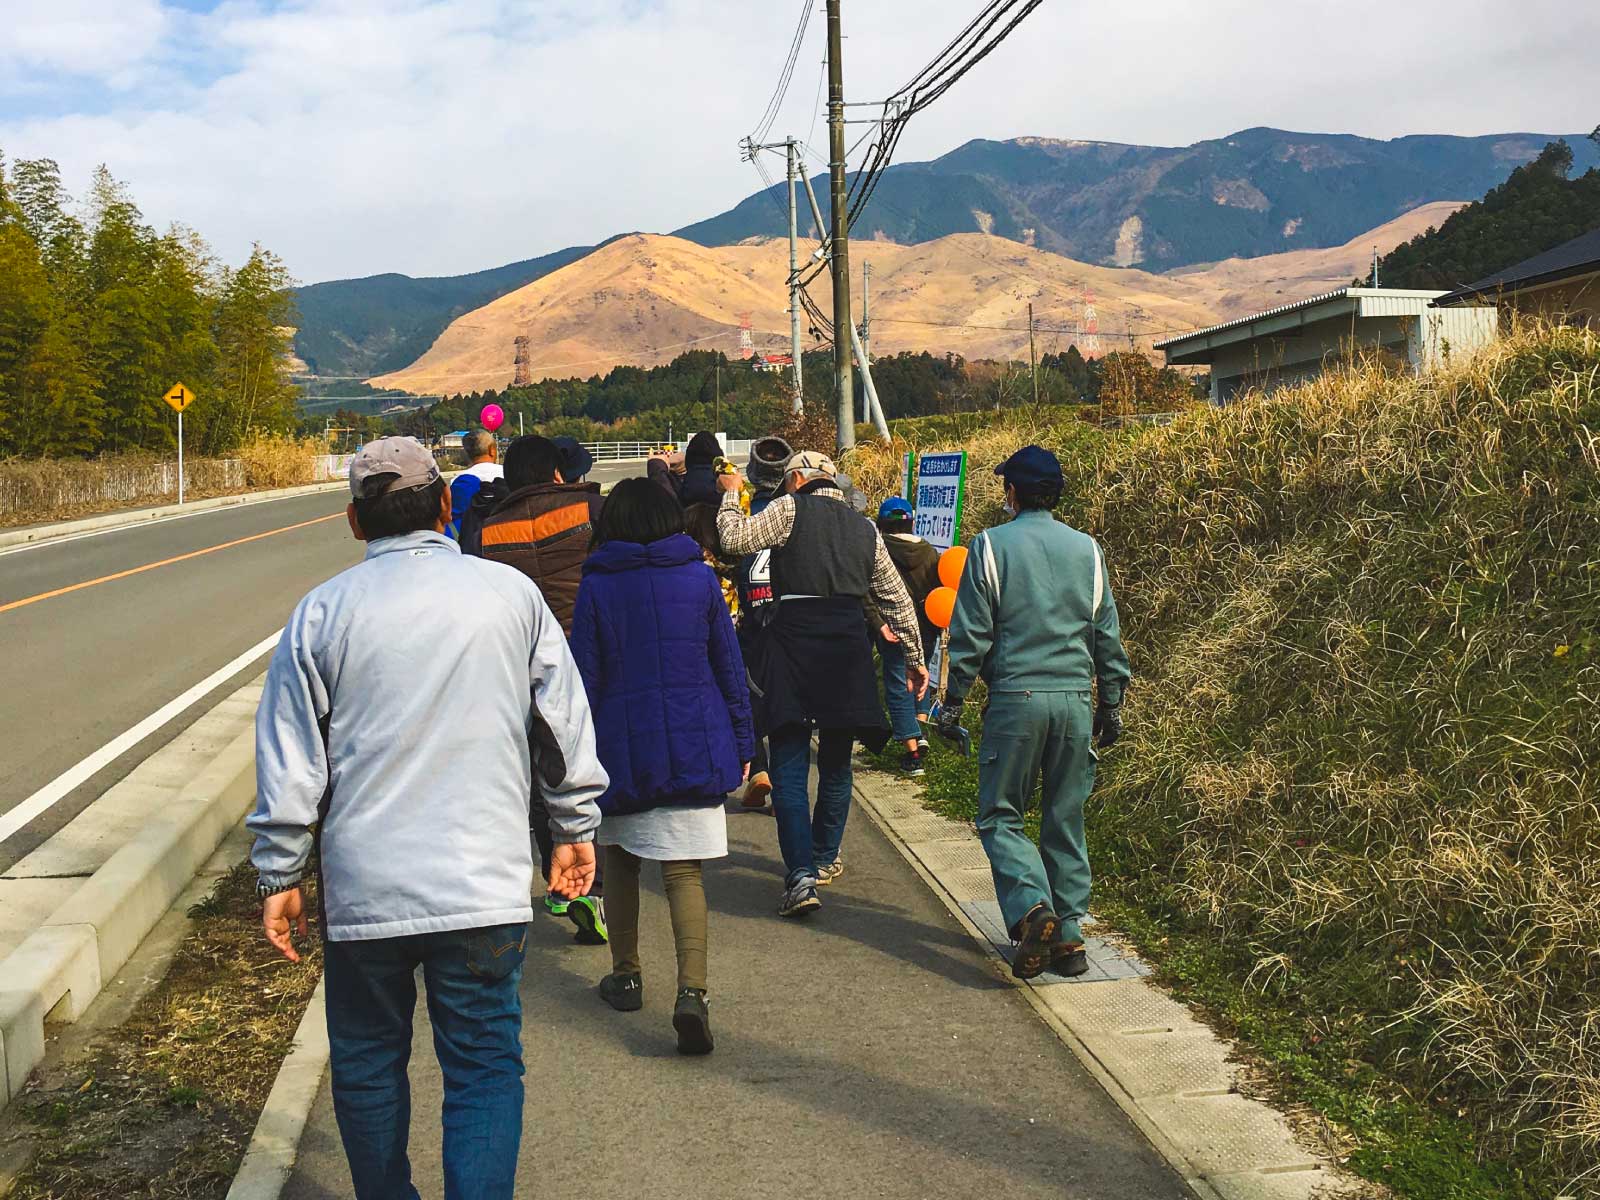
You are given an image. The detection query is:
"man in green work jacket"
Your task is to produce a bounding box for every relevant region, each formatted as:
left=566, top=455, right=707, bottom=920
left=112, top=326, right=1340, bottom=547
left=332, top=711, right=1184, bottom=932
left=936, top=445, right=1131, bottom=980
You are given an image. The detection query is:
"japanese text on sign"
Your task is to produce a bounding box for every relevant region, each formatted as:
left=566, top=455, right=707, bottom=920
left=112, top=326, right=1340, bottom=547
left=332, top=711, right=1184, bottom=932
left=910, top=451, right=967, bottom=551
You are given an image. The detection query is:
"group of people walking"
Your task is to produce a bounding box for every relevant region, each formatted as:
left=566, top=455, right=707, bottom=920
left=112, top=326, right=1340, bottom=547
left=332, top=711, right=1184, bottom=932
left=247, top=427, right=1128, bottom=1199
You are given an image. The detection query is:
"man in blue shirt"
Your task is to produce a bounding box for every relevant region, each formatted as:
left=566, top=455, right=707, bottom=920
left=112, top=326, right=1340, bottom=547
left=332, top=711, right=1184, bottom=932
left=938, top=446, right=1131, bottom=980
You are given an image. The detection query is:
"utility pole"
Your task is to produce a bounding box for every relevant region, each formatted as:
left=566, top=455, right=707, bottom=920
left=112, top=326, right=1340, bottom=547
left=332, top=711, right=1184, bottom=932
left=826, top=0, right=855, bottom=451
left=786, top=138, right=804, bottom=413
left=1371, top=247, right=1380, bottom=288
left=1028, top=302, right=1039, bottom=406
left=860, top=261, right=873, bottom=424
left=715, top=361, right=722, bottom=432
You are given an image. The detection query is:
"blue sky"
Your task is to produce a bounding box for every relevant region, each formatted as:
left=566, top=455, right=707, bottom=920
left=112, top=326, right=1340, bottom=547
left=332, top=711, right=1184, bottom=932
left=2, top=0, right=1595, bottom=283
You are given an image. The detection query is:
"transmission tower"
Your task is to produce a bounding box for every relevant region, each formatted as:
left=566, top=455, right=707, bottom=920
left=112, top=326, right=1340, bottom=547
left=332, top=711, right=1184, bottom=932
left=1081, top=289, right=1101, bottom=355
left=737, top=312, right=755, bottom=361
left=513, top=336, right=532, bottom=386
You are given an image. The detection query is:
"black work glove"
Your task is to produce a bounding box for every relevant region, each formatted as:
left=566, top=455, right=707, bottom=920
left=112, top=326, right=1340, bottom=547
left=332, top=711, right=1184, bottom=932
left=934, top=700, right=964, bottom=739
left=1093, top=703, right=1123, bottom=749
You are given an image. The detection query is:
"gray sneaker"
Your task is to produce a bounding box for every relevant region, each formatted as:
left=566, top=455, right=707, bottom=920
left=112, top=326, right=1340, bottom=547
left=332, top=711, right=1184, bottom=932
left=778, top=875, right=821, bottom=918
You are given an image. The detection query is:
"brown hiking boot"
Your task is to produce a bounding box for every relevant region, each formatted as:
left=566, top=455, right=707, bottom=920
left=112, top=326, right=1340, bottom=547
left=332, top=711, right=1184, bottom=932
left=1010, top=905, right=1060, bottom=980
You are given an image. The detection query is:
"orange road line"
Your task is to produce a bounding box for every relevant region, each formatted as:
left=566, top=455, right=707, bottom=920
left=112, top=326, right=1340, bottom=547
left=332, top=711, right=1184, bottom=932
left=0, top=513, right=345, bottom=616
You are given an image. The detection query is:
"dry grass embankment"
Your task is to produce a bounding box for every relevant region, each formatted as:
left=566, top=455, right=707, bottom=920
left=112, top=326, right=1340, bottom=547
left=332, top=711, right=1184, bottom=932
left=0, top=434, right=327, bottom=528
left=846, top=325, right=1600, bottom=1196
left=9, top=863, right=322, bottom=1199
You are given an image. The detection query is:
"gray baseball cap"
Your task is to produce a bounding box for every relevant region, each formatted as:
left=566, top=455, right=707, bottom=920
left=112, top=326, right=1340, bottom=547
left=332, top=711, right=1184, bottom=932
left=348, top=436, right=441, bottom=499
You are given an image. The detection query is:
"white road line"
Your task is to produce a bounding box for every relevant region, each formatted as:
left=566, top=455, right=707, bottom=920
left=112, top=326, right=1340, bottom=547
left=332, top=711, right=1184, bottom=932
left=0, top=630, right=282, bottom=844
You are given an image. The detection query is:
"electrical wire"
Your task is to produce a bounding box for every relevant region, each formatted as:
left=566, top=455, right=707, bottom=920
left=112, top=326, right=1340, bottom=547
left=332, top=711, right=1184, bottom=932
left=749, top=0, right=814, bottom=147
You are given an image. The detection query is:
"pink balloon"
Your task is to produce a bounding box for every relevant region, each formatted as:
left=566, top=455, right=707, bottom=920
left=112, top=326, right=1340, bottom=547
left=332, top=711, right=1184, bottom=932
left=480, top=404, right=505, bottom=432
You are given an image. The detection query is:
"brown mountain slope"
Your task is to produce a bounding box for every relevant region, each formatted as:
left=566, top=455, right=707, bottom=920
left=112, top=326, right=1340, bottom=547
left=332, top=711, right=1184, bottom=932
left=371, top=204, right=1463, bottom=394
left=1171, top=200, right=1465, bottom=319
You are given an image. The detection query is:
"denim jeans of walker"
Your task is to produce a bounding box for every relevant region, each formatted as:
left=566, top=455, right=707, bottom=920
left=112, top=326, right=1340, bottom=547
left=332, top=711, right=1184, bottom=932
left=769, top=724, right=856, bottom=881
left=323, top=922, right=529, bottom=1200
left=879, top=632, right=940, bottom=743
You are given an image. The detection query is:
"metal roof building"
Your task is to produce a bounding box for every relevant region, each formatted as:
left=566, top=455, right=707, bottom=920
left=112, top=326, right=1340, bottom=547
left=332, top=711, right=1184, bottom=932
left=1156, top=287, right=1498, bottom=403
left=1435, top=226, right=1600, bottom=324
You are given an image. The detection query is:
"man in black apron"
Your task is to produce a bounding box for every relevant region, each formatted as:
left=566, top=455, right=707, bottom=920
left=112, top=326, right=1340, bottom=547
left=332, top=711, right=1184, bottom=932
left=717, top=450, right=928, bottom=916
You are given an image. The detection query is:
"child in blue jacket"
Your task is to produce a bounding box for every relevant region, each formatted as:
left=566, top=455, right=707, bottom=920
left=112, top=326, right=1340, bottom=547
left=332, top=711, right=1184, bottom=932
left=569, top=478, right=754, bottom=1054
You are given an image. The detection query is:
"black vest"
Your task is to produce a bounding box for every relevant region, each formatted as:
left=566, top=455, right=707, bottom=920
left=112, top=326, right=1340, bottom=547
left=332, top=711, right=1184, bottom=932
left=772, top=489, right=875, bottom=600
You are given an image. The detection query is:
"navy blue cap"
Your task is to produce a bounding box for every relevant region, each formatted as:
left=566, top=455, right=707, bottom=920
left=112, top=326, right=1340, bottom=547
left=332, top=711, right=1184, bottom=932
left=994, top=445, right=1064, bottom=488
left=877, top=496, right=913, bottom=521
left=550, top=436, right=593, bottom=481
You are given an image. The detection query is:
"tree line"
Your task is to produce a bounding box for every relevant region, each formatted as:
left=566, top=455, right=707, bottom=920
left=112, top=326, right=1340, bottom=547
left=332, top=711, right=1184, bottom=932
left=0, top=153, right=299, bottom=459
left=1374, top=138, right=1600, bottom=290
left=319, top=344, right=1205, bottom=446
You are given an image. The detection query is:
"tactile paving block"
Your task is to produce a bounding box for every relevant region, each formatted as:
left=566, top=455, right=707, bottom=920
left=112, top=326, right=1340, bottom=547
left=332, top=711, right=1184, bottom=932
left=908, top=837, right=993, bottom=874
left=1076, top=1029, right=1239, bottom=1100
left=1039, top=976, right=1209, bottom=1037
left=883, top=813, right=966, bottom=843
left=1208, top=1166, right=1347, bottom=1200
left=1137, top=1093, right=1321, bottom=1175
left=941, top=867, right=998, bottom=902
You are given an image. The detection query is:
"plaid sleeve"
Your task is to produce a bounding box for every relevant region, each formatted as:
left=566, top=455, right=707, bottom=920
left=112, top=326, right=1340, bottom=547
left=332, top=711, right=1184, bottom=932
left=869, top=531, right=925, bottom=670
left=717, top=490, right=795, bottom=556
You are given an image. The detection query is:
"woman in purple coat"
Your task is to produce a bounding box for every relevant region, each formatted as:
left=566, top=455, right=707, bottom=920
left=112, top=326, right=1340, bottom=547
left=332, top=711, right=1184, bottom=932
left=569, top=478, right=755, bottom=1054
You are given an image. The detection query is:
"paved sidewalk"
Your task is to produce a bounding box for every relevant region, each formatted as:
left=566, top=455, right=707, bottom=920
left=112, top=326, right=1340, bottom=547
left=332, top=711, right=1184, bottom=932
left=283, top=795, right=1188, bottom=1200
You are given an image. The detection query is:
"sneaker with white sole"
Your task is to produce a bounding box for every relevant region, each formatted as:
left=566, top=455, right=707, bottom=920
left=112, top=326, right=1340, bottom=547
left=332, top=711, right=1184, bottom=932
left=815, top=859, right=844, bottom=886
left=778, top=873, right=821, bottom=917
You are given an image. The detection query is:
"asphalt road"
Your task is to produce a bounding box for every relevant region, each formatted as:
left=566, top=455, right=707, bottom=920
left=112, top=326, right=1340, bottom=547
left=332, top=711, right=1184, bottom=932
left=0, top=461, right=644, bottom=869
left=284, top=799, right=1187, bottom=1200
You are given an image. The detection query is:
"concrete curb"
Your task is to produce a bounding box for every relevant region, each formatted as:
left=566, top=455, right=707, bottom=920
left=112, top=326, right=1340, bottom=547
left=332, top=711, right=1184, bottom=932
left=226, top=978, right=329, bottom=1200
left=852, top=768, right=1359, bottom=1200
left=0, top=723, right=257, bottom=1108
left=0, top=480, right=349, bottom=551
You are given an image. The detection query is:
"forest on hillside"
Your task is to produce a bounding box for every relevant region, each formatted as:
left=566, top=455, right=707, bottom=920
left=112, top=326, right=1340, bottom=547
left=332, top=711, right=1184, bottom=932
left=1375, top=137, right=1600, bottom=289
left=0, top=153, right=299, bottom=459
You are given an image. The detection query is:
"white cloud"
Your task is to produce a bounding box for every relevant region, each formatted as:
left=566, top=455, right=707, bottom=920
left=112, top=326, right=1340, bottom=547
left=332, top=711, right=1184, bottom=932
left=1, top=0, right=1594, bottom=282
left=2, top=0, right=169, bottom=78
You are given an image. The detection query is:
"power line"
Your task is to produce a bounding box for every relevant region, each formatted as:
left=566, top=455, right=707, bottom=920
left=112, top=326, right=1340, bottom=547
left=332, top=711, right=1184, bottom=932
left=749, top=0, right=815, bottom=147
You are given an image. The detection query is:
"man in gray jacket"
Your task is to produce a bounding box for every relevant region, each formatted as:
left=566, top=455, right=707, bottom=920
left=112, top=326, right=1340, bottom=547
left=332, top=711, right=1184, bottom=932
left=249, top=437, right=607, bottom=1200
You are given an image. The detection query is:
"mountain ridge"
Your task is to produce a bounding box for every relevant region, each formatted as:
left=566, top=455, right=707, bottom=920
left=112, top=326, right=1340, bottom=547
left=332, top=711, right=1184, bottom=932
left=370, top=201, right=1460, bottom=396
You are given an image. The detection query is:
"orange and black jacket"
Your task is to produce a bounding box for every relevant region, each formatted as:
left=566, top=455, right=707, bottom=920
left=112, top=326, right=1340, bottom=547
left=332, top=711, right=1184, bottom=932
left=474, top=481, right=605, bottom=635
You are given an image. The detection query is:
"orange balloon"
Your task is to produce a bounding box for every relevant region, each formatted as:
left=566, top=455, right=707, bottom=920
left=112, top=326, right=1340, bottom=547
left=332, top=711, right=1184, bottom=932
left=938, top=545, right=968, bottom=591
left=924, top=586, right=958, bottom=630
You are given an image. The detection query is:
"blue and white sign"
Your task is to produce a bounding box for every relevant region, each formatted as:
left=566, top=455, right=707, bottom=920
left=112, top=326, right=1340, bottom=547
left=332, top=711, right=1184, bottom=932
left=911, top=451, right=968, bottom=551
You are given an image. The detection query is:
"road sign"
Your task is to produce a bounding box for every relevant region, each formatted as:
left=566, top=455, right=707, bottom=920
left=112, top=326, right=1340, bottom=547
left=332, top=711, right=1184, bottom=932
left=163, top=382, right=195, bottom=413
left=911, top=451, right=967, bottom=551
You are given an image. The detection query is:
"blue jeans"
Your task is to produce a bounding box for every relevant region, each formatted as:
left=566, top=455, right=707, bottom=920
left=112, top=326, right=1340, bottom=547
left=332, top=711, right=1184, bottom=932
left=880, top=633, right=940, bottom=743
left=323, top=923, right=529, bottom=1200
left=769, top=725, right=855, bottom=882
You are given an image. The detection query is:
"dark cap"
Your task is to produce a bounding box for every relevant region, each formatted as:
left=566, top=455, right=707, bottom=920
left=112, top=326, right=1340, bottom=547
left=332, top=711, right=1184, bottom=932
left=550, top=435, right=593, bottom=481
left=349, top=436, right=441, bottom=499
left=994, top=445, right=1064, bottom=488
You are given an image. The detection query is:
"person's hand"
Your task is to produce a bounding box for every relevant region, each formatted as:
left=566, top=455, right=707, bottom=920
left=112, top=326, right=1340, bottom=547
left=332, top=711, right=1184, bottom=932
left=880, top=624, right=899, bottom=644
left=908, top=664, right=930, bottom=700
left=549, top=842, right=597, bottom=898
left=742, top=761, right=751, bottom=782
left=263, top=887, right=309, bottom=963
left=1093, top=703, right=1123, bottom=749
left=717, top=468, right=745, bottom=494
left=667, top=451, right=686, bottom=473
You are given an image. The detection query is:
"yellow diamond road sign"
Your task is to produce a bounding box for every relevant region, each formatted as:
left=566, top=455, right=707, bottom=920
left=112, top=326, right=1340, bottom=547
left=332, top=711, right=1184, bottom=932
left=163, top=382, right=195, bottom=413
